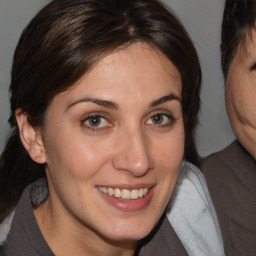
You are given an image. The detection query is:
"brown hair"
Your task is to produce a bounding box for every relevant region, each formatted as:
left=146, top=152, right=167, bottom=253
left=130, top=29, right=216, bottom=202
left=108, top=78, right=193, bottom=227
left=221, top=0, right=256, bottom=78
left=0, top=0, right=201, bottom=222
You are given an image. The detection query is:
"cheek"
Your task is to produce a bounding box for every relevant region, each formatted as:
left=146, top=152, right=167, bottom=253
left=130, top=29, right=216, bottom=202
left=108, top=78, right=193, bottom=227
left=151, top=130, right=184, bottom=210
left=44, top=129, right=111, bottom=181
left=226, top=75, right=256, bottom=126
left=158, top=129, right=184, bottom=159
left=151, top=127, right=184, bottom=175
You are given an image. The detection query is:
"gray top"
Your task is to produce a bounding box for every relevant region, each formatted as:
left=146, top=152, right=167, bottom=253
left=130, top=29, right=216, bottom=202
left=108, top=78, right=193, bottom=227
left=166, top=161, right=224, bottom=256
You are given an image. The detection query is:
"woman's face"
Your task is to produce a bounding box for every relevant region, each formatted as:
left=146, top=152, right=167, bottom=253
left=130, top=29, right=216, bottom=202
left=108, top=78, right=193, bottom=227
left=39, top=43, right=184, bottom=244
left=226, top=28, right=256, bottom=159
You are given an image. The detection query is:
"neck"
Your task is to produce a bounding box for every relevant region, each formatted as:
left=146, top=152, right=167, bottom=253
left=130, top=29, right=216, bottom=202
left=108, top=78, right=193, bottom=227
left=33, top=199, right=138, bottom=256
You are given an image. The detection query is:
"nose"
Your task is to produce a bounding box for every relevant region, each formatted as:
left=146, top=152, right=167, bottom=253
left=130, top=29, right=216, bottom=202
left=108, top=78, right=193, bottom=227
left=112, top=128, right=154, bottom=176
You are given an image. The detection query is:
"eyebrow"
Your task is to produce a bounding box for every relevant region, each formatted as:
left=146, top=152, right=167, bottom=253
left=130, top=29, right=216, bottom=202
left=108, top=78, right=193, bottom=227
left=66, top=97, right=119, bottom=111
left=66, top=92, right=181, bottom=111
left=150, top=93, right=182, bottom=107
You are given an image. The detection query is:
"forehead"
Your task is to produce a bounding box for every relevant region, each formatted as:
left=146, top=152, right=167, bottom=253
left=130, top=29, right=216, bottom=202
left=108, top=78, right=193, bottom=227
left=60, top=42, right=182, bottom=103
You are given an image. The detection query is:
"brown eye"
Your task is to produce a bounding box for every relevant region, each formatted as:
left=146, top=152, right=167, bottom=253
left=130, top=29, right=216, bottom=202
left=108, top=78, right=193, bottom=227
left=84, top=115, right=108, bottom=128
left=146, top=113, right=173, bottom=126
left=151, top=114, right=164, bottom=124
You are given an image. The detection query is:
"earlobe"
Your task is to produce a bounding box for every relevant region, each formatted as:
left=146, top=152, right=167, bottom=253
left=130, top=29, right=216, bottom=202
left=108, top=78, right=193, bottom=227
left=15, top=109, right=46, bottom=164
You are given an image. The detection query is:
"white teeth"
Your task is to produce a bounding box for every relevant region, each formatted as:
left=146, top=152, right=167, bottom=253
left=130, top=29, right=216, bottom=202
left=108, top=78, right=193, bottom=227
left=114, top=188, right=121, bottom=198
left=122, top=189, right=131, bottom=199
left=138, top=188, right=144, bottom=198
left=98, top=186, right=149, bottom=200
left=107, top=187, right=114, bottom=196
left=130, top=189, right=138, bottom=199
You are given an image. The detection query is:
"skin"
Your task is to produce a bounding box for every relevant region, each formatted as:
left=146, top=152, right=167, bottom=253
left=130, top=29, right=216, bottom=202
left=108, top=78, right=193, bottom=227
left=226, top=28, right=256, bottom=159
left=17, top=42, right=184, bottom=256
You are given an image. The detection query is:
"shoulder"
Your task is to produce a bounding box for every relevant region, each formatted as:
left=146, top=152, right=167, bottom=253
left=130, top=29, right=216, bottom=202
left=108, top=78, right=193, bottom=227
left=0, top=211, right=15, bottom=246
left=166, top=161, right=224, bottom=256
left=0, top=178, right=48, bottom=249
left=171, top=161, right=214, bottom=209
left=168, top=161, right=216, bottom=215
left=200, top=140, right=247, bottom=173
left=200, top=144, right=256, bottom=255
left=138, top=216, right=188, bottom=256
left=201, top=140, right=256, bottom=187
left=176, top=161, right=208, bottom=190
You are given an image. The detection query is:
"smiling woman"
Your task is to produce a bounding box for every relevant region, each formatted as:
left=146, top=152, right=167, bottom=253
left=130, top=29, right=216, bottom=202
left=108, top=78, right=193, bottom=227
left=0, top=0, right=221, bottom=255
left=32, top=42, right=184, bottom=247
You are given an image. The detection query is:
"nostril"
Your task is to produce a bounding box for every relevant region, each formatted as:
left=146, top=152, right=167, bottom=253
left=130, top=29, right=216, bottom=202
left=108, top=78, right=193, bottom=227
left=112, top=130, right=154, bottom=175
left=112, top=150, right=154, bottom=176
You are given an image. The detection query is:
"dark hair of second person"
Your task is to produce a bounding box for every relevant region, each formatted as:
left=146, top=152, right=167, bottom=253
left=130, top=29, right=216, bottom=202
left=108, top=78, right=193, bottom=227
left=221, top=0, right=256, bottom=78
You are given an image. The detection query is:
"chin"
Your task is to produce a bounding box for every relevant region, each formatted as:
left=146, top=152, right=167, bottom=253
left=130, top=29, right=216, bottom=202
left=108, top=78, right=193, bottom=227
left=97, top=220, right=154, bottom=244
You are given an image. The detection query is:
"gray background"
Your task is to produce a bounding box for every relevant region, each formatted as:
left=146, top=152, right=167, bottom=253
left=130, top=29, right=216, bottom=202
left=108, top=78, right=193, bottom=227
left=0, top=0, right=235, bottom=157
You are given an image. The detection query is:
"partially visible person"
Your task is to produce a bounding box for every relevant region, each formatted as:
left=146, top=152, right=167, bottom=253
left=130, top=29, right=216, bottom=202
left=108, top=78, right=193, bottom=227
left=0, top=0, right=223, bottom=255
left=201, top=0, right=256, bottom=255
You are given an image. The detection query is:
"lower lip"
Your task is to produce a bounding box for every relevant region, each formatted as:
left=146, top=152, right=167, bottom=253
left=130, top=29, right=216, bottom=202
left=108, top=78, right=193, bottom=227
left=98, top=187, right=155, bottom=211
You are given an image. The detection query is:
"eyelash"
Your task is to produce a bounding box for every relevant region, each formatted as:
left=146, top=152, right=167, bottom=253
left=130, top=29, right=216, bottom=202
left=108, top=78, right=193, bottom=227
left=250, top=63, right=256, bottom=71
left=81, top=111, right=175, bottom=133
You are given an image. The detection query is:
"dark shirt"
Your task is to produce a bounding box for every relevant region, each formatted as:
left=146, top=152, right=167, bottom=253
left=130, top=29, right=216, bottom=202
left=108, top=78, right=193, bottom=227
left=1, top=179, right=53, bottom=256
left=0, top=179, right=187, bottom=256
left=201, top=141, right=256, bottom=256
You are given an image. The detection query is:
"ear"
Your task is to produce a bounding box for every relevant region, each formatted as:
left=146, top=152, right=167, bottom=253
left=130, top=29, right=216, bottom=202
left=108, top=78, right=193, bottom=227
left=15, top=109, right=46, bottom=164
